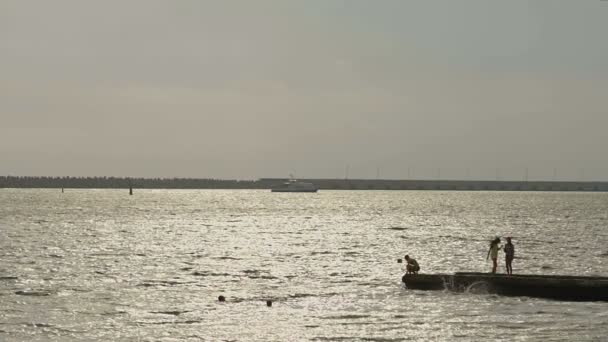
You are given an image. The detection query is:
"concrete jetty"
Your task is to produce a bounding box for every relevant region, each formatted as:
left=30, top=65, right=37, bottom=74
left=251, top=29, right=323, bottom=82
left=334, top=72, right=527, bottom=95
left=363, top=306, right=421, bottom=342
left=402, top=272, right=608, bottom=301
left=259, top=178, right=608, bottom=191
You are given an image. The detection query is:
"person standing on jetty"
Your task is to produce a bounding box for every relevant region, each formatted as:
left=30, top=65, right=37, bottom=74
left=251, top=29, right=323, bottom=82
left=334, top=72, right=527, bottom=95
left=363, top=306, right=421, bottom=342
left=404, top=255, right=420, bottom=274
left=486, top=237, right=501, bottom=274
left=503, top=237, right=515, bottom=275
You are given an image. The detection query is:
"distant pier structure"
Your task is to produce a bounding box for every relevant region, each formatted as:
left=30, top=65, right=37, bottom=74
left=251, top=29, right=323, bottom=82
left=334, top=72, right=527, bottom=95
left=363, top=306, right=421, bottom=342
left=258, top=178, right=608, bottom=192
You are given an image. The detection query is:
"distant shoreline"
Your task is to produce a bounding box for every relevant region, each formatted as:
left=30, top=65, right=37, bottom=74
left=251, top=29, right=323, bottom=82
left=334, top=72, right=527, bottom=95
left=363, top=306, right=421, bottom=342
left=1, top=176, right=607, bottom=192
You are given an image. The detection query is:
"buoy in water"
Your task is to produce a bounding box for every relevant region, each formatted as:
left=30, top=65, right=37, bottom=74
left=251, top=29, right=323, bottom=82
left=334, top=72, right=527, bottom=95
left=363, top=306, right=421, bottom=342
left=397, top=259, right=402, bottom=263
left=218, top=295, right=226, bottom=302
left=266, top=300, right=272, bottom=307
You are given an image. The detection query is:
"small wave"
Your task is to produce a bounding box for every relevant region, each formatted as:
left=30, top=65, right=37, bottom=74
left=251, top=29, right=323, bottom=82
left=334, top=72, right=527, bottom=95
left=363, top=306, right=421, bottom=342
left=150, top=310, right=191, bottom=316
left=16, top=260, right=36, bottom=265
left=464, top=281, right=491, bottom=294
left=88, top=253, right=130, bottom=257
left=101, top=311, right=128, bottom=316
left=246, top=275, right=278, bottom=280
left=385, top=227, right=408, bottom=231
left=136, top=280, right=196, bottom=287
left=213, top=256, right=241, bottom=260
left=26, top=323, right=54, bottom=328
left=311, top=251, right=333, bottom=255
left=287, top=293, right=316, bottom=299
left=495, top=324, right=529, bottom=330
left=320, top=314, right=371, bottom=320
left=242, top=269, right=261, bottom=274
left=224, top=292, right=339, bottom=304
left=357, top=281, right=385, bottom=286
left=132, top=319, right=202, bottom=325
left=192, top=271, right=232, bottom=277
left=15, top=289, right=52, bottom=296
left=337, top=322, right=377, bottom=327
left=65, top=287, right=91, bottom=293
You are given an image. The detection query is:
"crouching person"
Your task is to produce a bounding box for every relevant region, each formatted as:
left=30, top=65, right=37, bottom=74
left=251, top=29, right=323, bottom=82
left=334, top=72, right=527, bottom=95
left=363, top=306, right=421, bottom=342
left=404, top=255, right=420, bottom=274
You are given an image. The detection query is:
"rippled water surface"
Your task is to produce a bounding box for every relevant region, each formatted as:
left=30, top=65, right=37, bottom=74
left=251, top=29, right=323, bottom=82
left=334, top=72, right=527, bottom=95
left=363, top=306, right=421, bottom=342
left=1, top=189, right=607, bottom=341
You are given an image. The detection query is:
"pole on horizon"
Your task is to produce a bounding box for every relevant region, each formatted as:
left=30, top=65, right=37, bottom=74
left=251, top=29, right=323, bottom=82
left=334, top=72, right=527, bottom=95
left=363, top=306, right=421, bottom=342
left=129, top=179, right=133, bottom=195
left=553, top=168, right=557, bottom=182
left=435, top=167, right=441, bottom=190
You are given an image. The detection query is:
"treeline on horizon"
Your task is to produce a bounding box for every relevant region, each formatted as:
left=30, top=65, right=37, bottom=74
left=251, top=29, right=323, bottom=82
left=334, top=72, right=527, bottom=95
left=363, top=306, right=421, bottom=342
left=2, top=176, right=607, bottom=191
left=0, top=176, right=263, bottom=189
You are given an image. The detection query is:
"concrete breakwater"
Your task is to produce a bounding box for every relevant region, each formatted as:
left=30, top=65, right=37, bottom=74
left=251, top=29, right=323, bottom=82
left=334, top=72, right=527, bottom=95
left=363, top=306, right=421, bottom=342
left=260, top=179, right=608, bottom=192
left=402, top=272, right=608, bottom=301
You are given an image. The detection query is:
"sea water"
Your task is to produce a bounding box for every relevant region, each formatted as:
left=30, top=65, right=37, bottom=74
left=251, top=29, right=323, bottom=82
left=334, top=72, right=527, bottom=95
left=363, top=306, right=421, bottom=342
left=1, top=189, right=607, bottom=341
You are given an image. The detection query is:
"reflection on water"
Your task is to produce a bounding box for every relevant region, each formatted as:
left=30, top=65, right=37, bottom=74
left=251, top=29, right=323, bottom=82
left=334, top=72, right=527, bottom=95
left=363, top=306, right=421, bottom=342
left=0, top=189, right=607, bottom=341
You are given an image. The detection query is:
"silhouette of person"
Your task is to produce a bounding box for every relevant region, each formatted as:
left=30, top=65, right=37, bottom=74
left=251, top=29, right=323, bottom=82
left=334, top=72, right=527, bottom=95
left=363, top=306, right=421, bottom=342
left=486, top=237, right=501, bottom=274
left=404, top=255, right=420, bottom=274
left=504, top=237, right=515, bottom=275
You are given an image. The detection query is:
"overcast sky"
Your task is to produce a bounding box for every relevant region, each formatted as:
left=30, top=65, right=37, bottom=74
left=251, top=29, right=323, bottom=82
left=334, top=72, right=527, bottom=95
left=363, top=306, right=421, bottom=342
left=1, top=0, right=607, bottom=180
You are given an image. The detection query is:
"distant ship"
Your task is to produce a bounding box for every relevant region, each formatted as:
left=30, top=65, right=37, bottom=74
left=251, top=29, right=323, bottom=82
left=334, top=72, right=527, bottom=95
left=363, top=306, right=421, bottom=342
left=271, top=178, right=318, bottom=193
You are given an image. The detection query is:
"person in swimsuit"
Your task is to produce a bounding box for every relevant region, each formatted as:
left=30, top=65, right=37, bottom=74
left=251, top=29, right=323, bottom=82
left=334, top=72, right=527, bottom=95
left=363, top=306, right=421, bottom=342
left=503, top=237, right=514, bottom=275
left=486, top=237, right=501, bottom=274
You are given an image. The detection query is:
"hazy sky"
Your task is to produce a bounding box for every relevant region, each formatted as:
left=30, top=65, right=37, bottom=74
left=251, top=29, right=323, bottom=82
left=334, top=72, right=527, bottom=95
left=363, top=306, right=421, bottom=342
left=2, top=0, right=607, bottom=180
